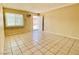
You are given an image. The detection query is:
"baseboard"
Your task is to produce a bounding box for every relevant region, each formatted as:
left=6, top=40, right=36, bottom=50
left=44, top=31, right=79, bottom=40
left=5, top=32, right=29, bottom=36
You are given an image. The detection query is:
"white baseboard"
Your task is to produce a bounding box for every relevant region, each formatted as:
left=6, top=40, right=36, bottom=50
left=44, top=31, right=79, bottom=40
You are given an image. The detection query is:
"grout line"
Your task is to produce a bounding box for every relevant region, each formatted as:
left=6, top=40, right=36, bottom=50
left=4, top=40, right=13, bottom=55
left=20, top=39, right=34, bottom=54
left=55, top=39, right=71, bottom=55
left=67, top=40, right=76, bottom=54
left=21, top=38, right=47, bottom=55
left=10, top=41, right=13, bottom=55
left=41, top=38, right=64, bottom=55
left=14, top=39, right=23, bottom=55
left=41, top=38, right=62, bottom=49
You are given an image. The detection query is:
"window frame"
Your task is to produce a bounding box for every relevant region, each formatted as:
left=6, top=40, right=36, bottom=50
left=4, top=12, right=25, bottom=28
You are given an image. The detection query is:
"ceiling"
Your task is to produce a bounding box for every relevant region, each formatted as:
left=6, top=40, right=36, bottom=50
left=1, top=3, right=74, bottom=13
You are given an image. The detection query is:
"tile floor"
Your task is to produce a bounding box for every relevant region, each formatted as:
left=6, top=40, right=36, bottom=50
left=4, top=30, right=79, bottom=55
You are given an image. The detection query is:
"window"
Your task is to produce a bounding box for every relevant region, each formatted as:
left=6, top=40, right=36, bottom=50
left=5, top=13, right=24, bottom=27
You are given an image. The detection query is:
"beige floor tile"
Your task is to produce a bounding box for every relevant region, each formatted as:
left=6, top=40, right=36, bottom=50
left=4, top=31, right=79, bottom=55
left=45, top=51, right=54, bottom=55
left=32, top=50, right=42, bottom=55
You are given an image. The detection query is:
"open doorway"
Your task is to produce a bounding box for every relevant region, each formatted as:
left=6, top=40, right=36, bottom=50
left=33, top=16, right=43, bottom=31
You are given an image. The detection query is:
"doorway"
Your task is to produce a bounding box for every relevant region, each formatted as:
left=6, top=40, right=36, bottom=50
left=33, top=16, right=43, bottom=31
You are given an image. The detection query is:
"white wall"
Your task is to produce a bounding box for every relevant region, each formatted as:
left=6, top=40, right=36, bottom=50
left=0, top=6, right=4, bottom=54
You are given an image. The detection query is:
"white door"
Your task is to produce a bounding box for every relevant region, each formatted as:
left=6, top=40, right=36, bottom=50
left=33, top=16, right=42, bottom=31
